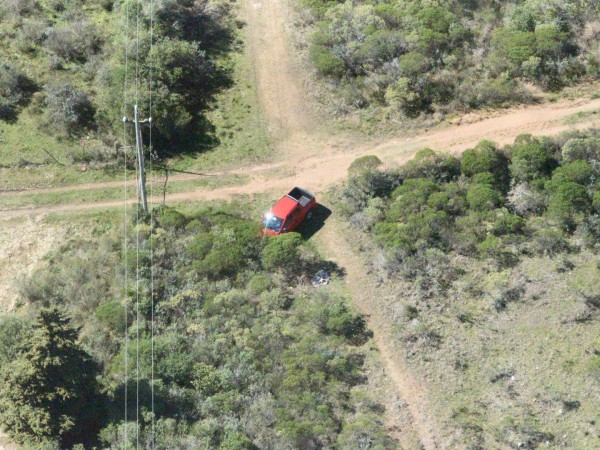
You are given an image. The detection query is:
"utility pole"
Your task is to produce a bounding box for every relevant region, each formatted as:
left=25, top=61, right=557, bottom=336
left=124, top=105, right=151, bottom=213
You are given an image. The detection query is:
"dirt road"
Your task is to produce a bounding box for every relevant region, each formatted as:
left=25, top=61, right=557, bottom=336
left=2, top=95, right=600, bottom=220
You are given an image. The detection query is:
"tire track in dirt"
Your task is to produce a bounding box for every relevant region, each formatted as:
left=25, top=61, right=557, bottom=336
left=243, top=0, right=317, bottom=141
left=317, top=217, right=443, bottom=449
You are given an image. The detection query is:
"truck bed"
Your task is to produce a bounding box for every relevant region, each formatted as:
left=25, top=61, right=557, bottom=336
left=287, top=187, right=314, bottom=208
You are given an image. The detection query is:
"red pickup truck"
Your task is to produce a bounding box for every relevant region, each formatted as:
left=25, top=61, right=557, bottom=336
left=262, top=187, right=316, bottom=235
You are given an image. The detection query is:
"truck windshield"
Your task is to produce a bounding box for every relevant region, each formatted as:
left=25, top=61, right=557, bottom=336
left=263, top=214, right=284, bottom=232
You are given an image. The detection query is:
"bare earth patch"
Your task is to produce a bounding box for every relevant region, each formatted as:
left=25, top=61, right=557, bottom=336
left=0, top=216, right=64, bottom=313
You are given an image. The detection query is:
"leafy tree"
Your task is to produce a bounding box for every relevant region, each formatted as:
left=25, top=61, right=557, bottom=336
left=145, top=39, right=215, bottom=146
left=0, top=307, right=102, bottom=446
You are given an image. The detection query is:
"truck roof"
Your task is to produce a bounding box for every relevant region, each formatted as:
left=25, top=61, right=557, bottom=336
left=271, top=195, right=298, bottom=218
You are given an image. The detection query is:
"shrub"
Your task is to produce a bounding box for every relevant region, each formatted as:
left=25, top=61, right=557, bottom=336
left=508, top=182, right=546, bottom=216
left=336, top=413, right=395, bottom=449
left=44, top=21, right=102, bottom=63
left=466, top=183, right=502, bottom=211
left=322, top=302, right=369, bottom=345
left=530, top=227, right=568, bottom=256
left=547, top=160, right=595, bottom=190
left=348, top=155, right=382, bottom=177
left=461, top=141, right=509, bottom=188
left=261, top=233, right=303, bottom=273
left=248, top=274, right=272, bottom=295
left=562, top=137, right=600, bottom=162
left=510, top=135, right=556, bottom=182
left=396, top=248, right=457, bottom=296
left=402, top=148, right=460, bottom=183
left=477, top=235, right=515, bottom=266
left=0, top=64, right=35, bottom=122
left=94, top=301, right=125, bottom=333
left=310, top=45, right=345, bottom=77
left=44, top=84, right=95, bottom=135
left=489, top=28, right=536, bottom=75
left=0, top=316, right=30, bottom=366
left=547, top=182, right=591, bottom=229
left=0, top=0, right=39, bottom=18
left=341, top=169, right=398, bottom=215
left=16, top=18, right=48, bottom=52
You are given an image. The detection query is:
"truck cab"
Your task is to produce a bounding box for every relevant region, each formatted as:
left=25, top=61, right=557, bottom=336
left=262, top=187, right=316, bottom=236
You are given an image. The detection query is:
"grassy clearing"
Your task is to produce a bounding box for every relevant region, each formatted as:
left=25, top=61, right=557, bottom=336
left=334, top=216, right=600, bottom=448
left=1, top=0, right=270, bottom=192
left=169, top=36, right=271, bottom=173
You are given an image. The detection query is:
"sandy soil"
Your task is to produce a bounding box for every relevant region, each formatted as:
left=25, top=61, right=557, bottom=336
left=0, top=217, right=64, bottom=313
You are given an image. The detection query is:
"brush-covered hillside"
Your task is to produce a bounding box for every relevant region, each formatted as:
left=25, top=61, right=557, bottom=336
left=334, top=129, right=600, bottom=447
left=0, top=0, right=242, bottom=188
left=0, top=205, right=397, bottom=448
left=300, top=0, right=600, bottom=121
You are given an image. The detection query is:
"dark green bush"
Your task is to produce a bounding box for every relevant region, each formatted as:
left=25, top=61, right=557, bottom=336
left=510, top=135, right=557, bottom=182
left=467, top=183, right=502, bottom=211
left=261, top=233, right=303, bottom=273
left=547, top=182, right=591, bottom=229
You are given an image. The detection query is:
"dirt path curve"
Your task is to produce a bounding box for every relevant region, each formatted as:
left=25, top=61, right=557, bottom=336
left=3, top=96, right=600, bottom=219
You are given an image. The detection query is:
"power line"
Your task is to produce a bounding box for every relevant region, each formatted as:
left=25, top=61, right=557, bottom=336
left=122, top=0, right=131, bottom=444
left=148, top=0, right=156, bottom=444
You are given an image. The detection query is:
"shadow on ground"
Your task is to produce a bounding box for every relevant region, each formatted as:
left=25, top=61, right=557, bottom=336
left=297, top=203, right=332, bottom=241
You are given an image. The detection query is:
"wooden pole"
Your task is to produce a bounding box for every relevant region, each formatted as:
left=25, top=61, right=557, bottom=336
left=133, top=104, right=148, bottom=213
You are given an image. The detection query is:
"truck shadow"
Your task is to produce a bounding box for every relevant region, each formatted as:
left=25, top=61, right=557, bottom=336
left=297, top=203, right=332, bottom=241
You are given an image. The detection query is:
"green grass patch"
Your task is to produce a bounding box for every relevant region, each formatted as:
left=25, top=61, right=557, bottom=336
left=564, top=108, right=600, bottom=125
left=168, top=35, right=271, bottom=172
